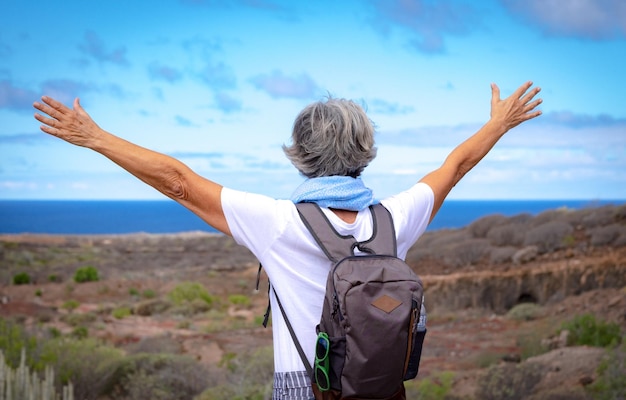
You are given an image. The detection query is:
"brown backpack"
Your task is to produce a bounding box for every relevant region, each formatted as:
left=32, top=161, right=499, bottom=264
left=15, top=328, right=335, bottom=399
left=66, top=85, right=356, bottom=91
left=287, top=202, right=426, bottom=399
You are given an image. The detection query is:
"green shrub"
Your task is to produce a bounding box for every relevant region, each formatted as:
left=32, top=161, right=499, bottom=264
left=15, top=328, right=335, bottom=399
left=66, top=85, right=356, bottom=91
left=13, top=272, right=31, bottom=285
left=405, top=371, right=454, bottom=400
left=129, top=287, right=140, bottom=296
left=48, top=274, right=60, bottom=282
left=71, top=326, right=89, bottom=339
left=49, top=327, right=62, bottom=338
left=1, top=349, right=74, bottom=400
left=168, top=282, right=214, bottom=307
left=73, top=266, right=99, bottom=283
left=588, top=338, right=626, bottom=399
left=41, top=337, right=124, bottom=400
left=0, top=318, right=39, bottom=369
left=60, top=312, right=96, bottom=327
left=142, top=289, right=156, bottom=299
left=228, top=294, right=251, bottom=307
left=112, top=307, right=132, bottom=319
left=1, top=319, right=123, bottom=400
left=561, top=314, right=622, bottom=348
left=61, top=300, right=80, bottom=312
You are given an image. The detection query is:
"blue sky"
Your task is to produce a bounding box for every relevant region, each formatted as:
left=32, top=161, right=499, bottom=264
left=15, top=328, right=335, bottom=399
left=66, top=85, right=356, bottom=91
left=1, top=0, right=625, bottom=201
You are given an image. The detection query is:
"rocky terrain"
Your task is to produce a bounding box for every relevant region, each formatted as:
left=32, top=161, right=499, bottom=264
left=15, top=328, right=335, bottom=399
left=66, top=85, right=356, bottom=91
left=1, top=203, right=625, bottom=399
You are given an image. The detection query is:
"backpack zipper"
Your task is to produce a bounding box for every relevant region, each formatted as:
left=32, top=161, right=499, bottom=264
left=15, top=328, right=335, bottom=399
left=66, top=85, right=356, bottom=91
left=403, top=298, right=419, bottom=375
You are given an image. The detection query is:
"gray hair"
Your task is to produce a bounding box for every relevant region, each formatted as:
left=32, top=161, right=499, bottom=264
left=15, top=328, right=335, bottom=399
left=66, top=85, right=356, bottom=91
left=282, top=97, right=377, bottom=178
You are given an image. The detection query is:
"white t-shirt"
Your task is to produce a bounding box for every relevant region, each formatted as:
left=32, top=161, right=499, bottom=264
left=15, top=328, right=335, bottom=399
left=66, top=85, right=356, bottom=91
left=221, top=182, right=434, bottom=373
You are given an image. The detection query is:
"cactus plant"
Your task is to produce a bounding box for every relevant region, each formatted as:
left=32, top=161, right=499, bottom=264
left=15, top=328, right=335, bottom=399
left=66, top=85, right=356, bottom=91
left=0, top=349, right=73, bottom=400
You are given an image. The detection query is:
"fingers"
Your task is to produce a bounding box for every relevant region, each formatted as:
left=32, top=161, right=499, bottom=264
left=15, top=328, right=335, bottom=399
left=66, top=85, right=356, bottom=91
left=33, top=99, right=59, bottom=120
left=525, top=98, right=543, bottom=112
left=73, top=97, right=82, bottom=112
left=73, top=97, right=90, bottom=119
left=513, top=81, right=534, bottom=99
left=491, top=83, right=500, bottom=108
left=33, top=111, right=59, bottom=135
left=33, top=96, right=67, bottom=135
left=41, top=95, right=68, bottom=112
left=521, top=86, right=542, bottom=106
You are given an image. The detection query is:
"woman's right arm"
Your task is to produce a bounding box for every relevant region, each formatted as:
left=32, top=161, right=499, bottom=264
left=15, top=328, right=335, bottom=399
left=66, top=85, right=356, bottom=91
left=33, top=96, right=231, bottom=236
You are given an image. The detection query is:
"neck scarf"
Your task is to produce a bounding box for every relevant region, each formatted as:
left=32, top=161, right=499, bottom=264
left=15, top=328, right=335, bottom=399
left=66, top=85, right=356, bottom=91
left=290, top=176, right=376, bottom=211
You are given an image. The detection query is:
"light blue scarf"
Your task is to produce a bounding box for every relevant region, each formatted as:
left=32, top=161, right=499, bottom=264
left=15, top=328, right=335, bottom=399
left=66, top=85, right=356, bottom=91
left=290, top=176, right=376, bottom=211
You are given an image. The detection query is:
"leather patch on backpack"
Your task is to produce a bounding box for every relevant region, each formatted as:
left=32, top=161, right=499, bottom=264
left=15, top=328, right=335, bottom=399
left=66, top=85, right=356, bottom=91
left=371, top=295, right=402, bottom=313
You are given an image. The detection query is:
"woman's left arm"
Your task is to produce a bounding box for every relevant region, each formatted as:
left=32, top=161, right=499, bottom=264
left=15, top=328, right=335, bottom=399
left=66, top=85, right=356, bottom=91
left=33, top=96, right=231, bottom=235
left=419, top=81, right=542, bottom=222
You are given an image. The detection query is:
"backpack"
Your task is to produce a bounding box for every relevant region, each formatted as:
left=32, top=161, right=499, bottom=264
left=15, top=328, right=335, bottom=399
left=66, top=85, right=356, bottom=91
left=260, top=202, right=427, bottom=399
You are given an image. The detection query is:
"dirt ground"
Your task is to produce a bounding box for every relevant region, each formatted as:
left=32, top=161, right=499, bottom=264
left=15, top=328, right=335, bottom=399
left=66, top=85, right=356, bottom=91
left=1, top=232, right=625, bottom=398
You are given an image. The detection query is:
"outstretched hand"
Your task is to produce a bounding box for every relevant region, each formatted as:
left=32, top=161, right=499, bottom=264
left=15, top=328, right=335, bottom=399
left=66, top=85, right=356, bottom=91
left=33, top=96, right=102, bottom=148
left=490, top=81, right=542, bottom=132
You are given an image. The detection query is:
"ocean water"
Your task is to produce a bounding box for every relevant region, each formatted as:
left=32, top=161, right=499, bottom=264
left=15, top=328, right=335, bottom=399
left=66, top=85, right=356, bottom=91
left=0, top=199, right=623, bottom=235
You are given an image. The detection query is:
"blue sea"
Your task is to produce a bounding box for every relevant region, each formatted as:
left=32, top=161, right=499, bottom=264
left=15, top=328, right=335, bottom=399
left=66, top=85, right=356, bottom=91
left=0, top=199, right=624, bottom=235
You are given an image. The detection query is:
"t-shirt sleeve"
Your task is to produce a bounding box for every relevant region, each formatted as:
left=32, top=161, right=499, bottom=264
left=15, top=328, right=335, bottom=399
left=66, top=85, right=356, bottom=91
left=221, top=187, right=292, bottom=258
left=380, top=182, right=434, bottom=256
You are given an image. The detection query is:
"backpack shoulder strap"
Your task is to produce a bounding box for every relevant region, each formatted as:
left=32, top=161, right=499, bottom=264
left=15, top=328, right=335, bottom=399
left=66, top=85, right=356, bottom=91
left=357, top=203, right=398, bottom=257
left=295, top=202, right=398, bottom=260
left=296, top=202, right=357, bottom=262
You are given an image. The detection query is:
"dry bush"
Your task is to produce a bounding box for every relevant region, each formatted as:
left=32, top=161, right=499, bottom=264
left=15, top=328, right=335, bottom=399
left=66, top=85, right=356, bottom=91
left=112, top=353, right=211, bottom=400
left=133, top=298, right=172, bottom=316
left=508, top=213, right=533, bottom=225
left=614, top=203, right=626, bottom=222
left=571, top=205, right=619, bottom=229
left=486, top=223, right=526, bottom=247
left=529, top=388, right=591, bottom=400
left=126, top=335, right=183, bottom=355
left=428, top=230, right=473, bottom=248
left=475, top=362, right=544, bottom=400
left=59, top=312, right=97, bottom=327
left=523, top=221, right=573, bottom=254
left=468, top=214, right=508, bottom=238
left=489, top=246, right=517, bottom=265
left=405, top=246, right=434, bottom=265
left=614, top=233, right=626, bottom=247
left=506, top=303, right=543, bottom=321
left=409, top=230, right=472, bottom=266
left=169, top=298, right=212, bottom=317
left=197, top=346, right=273, bottom=400
left=441, top=239, right=491, bottom=268
left=590, top=223, right=626, bottom=247
left=530, top=208, right=570, bottom=227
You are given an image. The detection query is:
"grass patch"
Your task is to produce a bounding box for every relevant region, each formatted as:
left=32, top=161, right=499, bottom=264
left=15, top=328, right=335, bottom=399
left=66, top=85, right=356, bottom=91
left=228, top=294, right=251, bottom=307
left=561, top=313, right=622, bottom=348
left=405, top=371, right=455, bottom=400
left=112, top=307, right=132, bottom=319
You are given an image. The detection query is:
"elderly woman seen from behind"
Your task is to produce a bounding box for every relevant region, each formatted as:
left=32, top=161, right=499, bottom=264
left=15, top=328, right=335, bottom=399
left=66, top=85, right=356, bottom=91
left=34, top=81, right=541, bottom=399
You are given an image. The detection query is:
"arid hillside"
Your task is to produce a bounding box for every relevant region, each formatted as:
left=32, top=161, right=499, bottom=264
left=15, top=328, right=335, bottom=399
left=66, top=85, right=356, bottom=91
left=1, top=203, right=625, bottom=399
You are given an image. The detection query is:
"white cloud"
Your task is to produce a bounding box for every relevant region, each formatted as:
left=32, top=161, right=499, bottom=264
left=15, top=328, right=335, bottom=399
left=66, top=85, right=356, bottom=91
left=501, top=0, right=626, bottom=40
left=249, top=70, right=320, bottom=99
left=368, top=0, right=482, bottom=53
